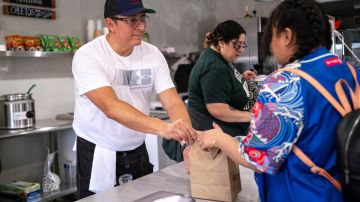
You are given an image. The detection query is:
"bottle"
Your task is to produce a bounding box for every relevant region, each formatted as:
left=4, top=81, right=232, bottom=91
left=69, top=162, right=76, bottom=185
left=64, top=163, right=71, bottom=185
left=94, top=19, right=103, bottom=38
left=64, top=160, right=76, bottom=185
left=87, top=19, right=95, bottom=42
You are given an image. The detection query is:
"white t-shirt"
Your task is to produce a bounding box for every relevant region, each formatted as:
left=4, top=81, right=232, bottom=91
left=72, top=35, right=174, bottom=151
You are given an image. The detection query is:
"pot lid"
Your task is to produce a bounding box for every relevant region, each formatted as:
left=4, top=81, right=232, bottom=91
left=0, top=93, right=32, bottom=101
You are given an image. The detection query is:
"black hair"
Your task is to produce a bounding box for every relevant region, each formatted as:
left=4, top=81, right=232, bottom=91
left=262, top=0, right=332, bottom=63
left=204, top=20, right=246, bottom=48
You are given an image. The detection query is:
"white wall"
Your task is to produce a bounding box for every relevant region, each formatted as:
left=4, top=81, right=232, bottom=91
left=0, top=0, right=281, bottom=120
left=145, top=0, right=216, bottom=53
left=0, top=0, right=81, bottom=119
left=214, top=0, right=279, bottom=21
left=145, top=0, right=280, bottom=53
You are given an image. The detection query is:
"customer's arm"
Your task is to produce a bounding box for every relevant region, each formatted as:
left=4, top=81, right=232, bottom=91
left=85, top=86, right=195, bottom=142
left=206, top=103, right=250, bottom=122
left=197, top=123, right=260, bottom=172
left=200, top=71, right=305, bottom=175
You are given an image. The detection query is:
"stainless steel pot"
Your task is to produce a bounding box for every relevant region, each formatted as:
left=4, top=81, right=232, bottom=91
left=0, top=93, right=35, bottom=129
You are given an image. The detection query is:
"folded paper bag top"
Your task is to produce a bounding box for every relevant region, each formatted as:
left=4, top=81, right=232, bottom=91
left=189, top=141, right=241, bottom=202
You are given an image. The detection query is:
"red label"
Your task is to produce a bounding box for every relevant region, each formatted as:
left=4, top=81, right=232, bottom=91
left=324, top=58, right=343, bottom=66
left=131, top=0, right=141, bottom=5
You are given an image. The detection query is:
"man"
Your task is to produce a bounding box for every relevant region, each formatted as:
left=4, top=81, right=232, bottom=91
left=72, top=0, right=196, bottom=199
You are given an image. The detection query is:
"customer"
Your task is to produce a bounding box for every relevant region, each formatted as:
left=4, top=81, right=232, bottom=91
left=198, top=0, right=359, bottom=201
left=72, top=0, right=196, bottom=199
left=187, top=20, right=256, bottom=136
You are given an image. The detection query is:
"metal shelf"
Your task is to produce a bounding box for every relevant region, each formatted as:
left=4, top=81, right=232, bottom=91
left=41, top=183, right=77, bottom=202
left=0, top=50, right=73, bottom=57
left=0, top=119, right=75, bottom=201
left=0, top=183, right=77, bottom=202
left=0, top=119, right=73, bottom=140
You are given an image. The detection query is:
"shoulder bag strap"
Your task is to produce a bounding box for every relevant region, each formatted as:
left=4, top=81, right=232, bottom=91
left=292, top=146, right=342, bottom=191
left=278, top=68, right=351, bottom=116
left=277, top=68, right=343, bottom=191
left=346, top=63, right=360, bottom=109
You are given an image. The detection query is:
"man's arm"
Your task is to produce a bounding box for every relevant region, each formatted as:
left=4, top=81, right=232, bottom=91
left=158, top=87, right=196, bottom=141
left=85, top=86, right=194, bottom=142
left=158, top=88, right=190, bottom=123
left=158, top=87, right=196, bottom=173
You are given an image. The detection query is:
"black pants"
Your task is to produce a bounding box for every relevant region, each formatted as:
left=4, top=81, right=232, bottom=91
left=76, top=136, right=154, bottom=199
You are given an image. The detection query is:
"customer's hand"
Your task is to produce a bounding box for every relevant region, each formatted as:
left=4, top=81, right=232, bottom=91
left=197, top=123, right=224, bottom=150
left=242, top=70, right=256, bottom=80
left=162, top=119, right=197, bottom=143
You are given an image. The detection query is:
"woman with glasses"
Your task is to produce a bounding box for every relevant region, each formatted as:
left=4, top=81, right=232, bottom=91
left=187, top=20, right=256, bottom=138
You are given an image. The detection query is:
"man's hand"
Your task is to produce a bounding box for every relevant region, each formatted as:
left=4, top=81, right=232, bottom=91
left=161, top=119, right=197, bottom=143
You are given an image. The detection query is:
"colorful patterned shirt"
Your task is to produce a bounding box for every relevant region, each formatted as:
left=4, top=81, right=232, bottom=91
left=240, top=48, right=357, bottom=202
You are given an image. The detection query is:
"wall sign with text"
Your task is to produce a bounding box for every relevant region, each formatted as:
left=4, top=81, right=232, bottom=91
left=3, top=5, right=56, bottom=20
left=3, top=0, right=56, bottom=8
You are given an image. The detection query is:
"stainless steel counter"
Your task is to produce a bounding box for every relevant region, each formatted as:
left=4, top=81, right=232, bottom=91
left=0, top=119, right=73, bottom=139
left=77, top=162, right=260, bottom=202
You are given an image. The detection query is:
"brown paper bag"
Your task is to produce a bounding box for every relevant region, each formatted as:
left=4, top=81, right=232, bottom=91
left=189, top=141, right=241, bottom=202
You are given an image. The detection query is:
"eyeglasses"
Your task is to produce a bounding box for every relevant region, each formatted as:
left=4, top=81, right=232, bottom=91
left=111, top=15, right=150, bottom=27
left=231, top=40, right=248, bottom=51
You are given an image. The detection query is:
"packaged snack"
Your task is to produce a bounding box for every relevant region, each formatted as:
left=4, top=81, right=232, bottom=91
left=5, top=35, right=25, bottom=51
left=58, top=36, right=71, bottom=52
left=0, top=181, right=41, bottom=200
left=68, top=36, right=81, bottom=52
left=24, top=36, right=37, bottom=51
left=33, top=36, right=44, bottom=51
left=4, top=35, right=11, bottom=50
left=40, top=35, right=52, bottom=51
left=5, top=35, right=10, bottom=50
left=47, top=35, right=63, bottom=52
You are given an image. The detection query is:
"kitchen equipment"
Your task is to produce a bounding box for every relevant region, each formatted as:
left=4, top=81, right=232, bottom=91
left=0, top=93, right=35, bottom=129
left=26, top=84, right=36, bottom=94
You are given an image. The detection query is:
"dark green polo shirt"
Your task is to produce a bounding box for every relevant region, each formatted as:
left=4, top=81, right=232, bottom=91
left=188, top=48, right=250, bottom=136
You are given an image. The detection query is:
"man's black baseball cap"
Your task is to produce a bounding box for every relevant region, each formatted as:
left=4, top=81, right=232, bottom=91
left=104, top=0, right=156, bottom=18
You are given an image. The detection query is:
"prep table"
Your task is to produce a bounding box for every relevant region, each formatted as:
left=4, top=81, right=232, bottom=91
left=76, top=162, right=260, bottom=202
